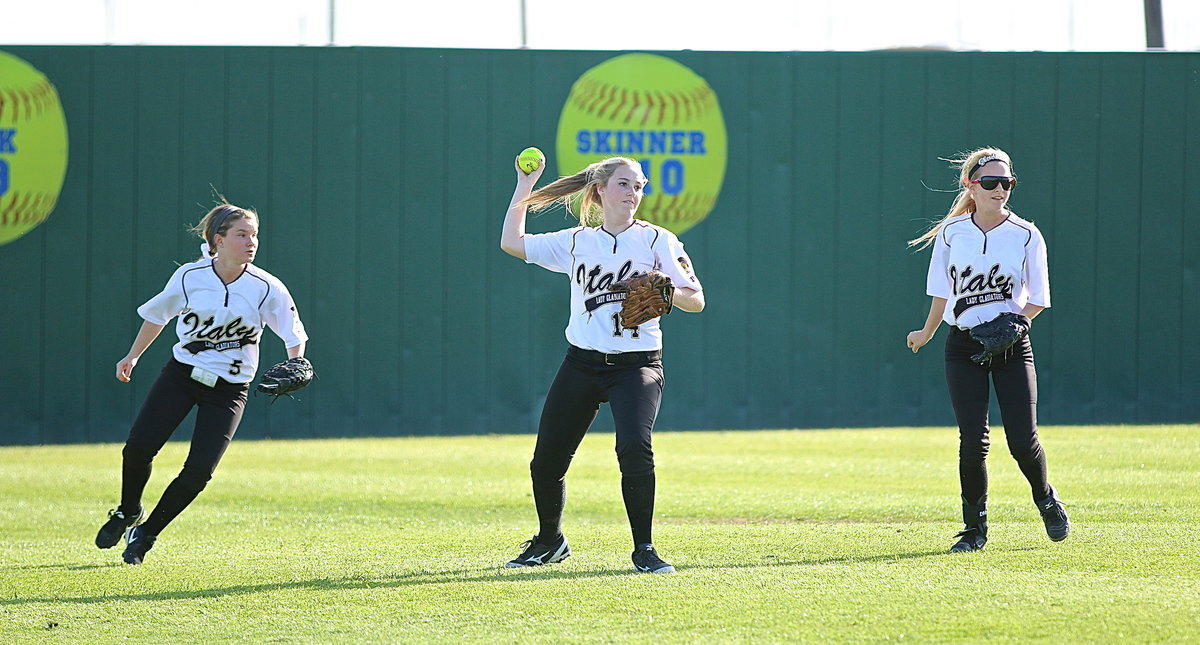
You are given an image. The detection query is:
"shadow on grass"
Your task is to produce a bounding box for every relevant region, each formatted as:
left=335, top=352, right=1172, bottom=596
left=1, top=547, right=958, bottom=606
left=1, top=562, right=120, bottom=572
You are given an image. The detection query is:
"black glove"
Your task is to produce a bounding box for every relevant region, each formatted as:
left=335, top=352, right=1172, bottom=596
left=968, top=313, right=1031, bottom=364
left=256, top=357, right=315, bottom=400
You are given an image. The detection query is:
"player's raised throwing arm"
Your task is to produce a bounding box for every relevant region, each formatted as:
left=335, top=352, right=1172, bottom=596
left=500, top=151, right=547, bottom=260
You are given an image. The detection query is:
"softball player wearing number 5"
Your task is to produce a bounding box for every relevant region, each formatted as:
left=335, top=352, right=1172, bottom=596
left=907, top=148, right=1069, bottom=553
left=95, top=203, right=308, bottom=564
left=500, top=154, right=704, bottom=573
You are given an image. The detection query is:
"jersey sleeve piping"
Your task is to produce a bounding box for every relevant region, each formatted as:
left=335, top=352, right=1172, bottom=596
left=1005, top=218, right=1035, bottom=246
left=246, top=268, right=273, bottom=309
left=569, top=228, right=581, bottom=272
left=179, top=264, right=209, bottom=309
left=940, top=214, right=980, bottom=246
left=634, top=220, right=665, bottom=257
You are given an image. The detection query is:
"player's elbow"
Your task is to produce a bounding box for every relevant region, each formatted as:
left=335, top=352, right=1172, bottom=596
left=500, top=237, right=526, bottom=260
left=678, top=289, right=704, bottom=313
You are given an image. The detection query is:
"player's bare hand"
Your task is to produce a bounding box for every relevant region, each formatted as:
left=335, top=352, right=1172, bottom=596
left=116, top=355, right=139, bottom=382
left=907, top=329, right=933, bottom=353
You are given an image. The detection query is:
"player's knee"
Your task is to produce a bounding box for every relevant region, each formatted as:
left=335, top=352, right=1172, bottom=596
left=122, top=441, right=158, bottom=466
left=529, top=456, right=569, bottom=483
left=959, top=442, right=989, bottom=462
left=1008, top=440, right=1044, bottom=463
left=176, top=465, right=214, bottom=494
left=618, top=461, right=655, bottom=477
left=615, top=445, right=655, bottom=477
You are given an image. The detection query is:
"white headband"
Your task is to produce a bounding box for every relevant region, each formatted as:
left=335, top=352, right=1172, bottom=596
left=969, top=154, right=1005, bottom=178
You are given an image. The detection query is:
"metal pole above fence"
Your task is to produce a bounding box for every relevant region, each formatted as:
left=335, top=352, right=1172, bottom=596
left=328, top=0, right=337, bottom=46
left=520, top=0, right=528, bottom=48
left=1144, top=0, right=1164, bottom=49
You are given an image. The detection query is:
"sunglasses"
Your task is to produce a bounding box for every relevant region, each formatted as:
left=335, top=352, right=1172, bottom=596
left=971, top=176, right=1016, bottom=191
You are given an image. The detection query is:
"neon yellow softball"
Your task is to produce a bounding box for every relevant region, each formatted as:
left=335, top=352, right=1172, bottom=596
left=518, top=147, right=544, bottom=174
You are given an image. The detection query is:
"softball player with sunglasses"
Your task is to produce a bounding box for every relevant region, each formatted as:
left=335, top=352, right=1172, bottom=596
left=906, top=147, right=1070, bottom=553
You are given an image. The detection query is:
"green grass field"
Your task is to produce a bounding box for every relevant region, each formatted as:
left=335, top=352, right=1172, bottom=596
left=2, top=425, right=1197, bottom=643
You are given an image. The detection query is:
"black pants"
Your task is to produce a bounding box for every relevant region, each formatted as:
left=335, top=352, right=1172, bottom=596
left=528, top=346, right=665, bottom=546
left=119, top=358, right=248, bottom=536
left=945, top=327, right=1051, bottom=509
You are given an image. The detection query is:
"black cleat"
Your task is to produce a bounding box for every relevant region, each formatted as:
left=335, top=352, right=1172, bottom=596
left=506, top=534, right=570, bottom=568
left=632, top=543, right=675, bottom=573
left=1037, top=487, right=1071, bottom=542
left=122, top=525, right=157, bottom=565
left=950, top=528, right=987, bottom=553
left=95, top=506, right=144, bottom=549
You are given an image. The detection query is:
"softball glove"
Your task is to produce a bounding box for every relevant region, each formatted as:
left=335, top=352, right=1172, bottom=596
left=256, top=357, right=315, bottom=399
left=968, top=313, right=1031, bottom=364
left=609, top=270, right=675, bottom=328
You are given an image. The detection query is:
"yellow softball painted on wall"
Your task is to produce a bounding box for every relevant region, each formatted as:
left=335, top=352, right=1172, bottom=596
left=556, top=53, right=726, bottom=235
left=0, top=50, right=68, bottom=246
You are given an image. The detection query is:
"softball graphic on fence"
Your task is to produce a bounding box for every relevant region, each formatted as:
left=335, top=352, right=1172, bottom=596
left=0, top=50, right=69, bottom=246
left=556, top=53, right=726, bottom=234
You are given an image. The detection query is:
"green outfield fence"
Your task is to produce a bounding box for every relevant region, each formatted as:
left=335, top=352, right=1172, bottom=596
left=0, top=46, right=1196, bottom=444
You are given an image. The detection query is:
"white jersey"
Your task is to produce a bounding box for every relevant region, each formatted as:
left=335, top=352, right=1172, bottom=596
left=524, top=220, right=702, bottom=353
left=137, top=258, right=308, bottom=383
left=926, top=211, right=1050, bottom=330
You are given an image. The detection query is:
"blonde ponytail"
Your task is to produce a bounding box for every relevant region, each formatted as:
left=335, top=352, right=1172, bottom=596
left=520, top=157, right=641, bottom=227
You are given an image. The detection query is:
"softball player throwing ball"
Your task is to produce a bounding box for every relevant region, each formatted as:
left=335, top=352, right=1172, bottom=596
left=95, top=203, right=308, bottom=564
left=906, top=147, right=1069, bottom=553
left=500, top=152, right=705, bottom=573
